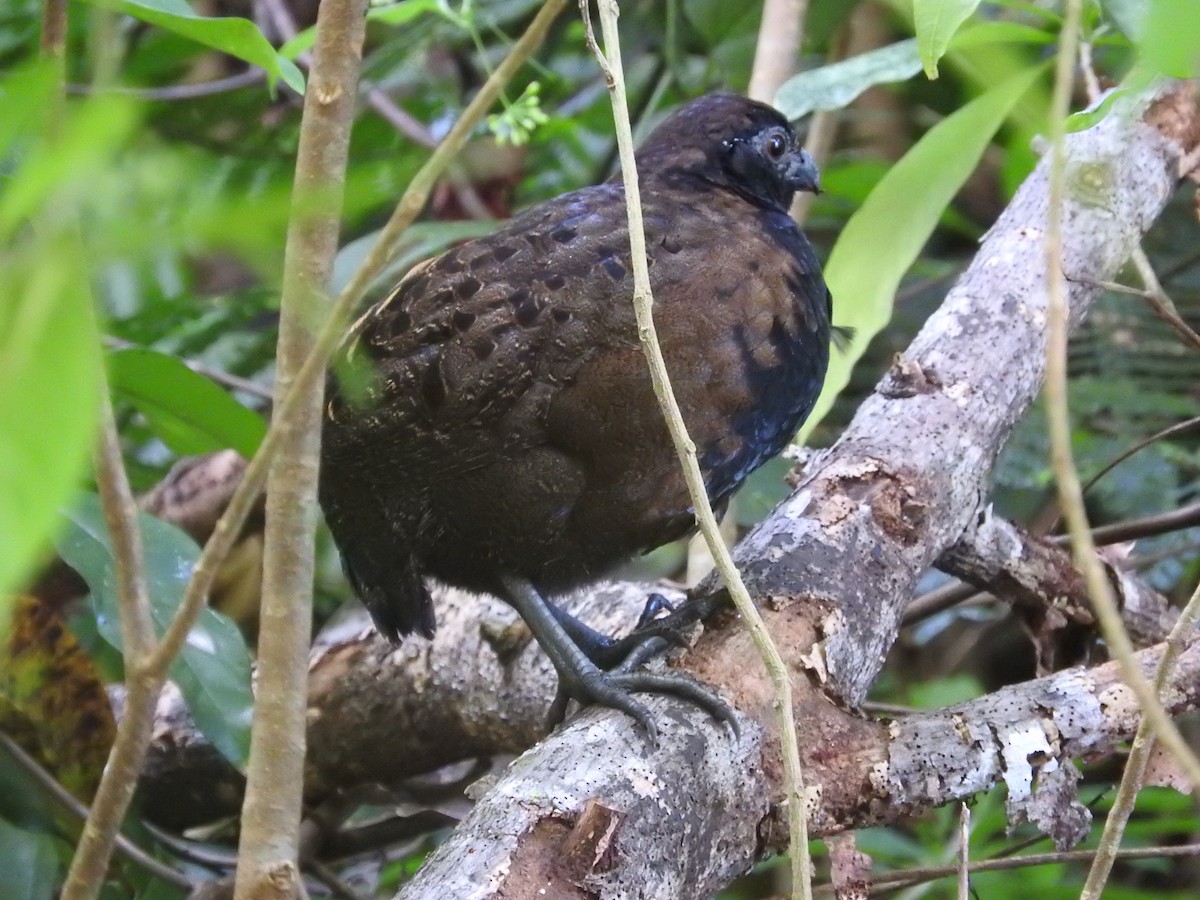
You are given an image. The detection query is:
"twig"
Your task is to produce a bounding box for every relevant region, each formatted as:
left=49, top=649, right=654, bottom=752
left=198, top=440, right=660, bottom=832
left=1131, top=246, right=1200, bottom=351
left=956, top=803, right=970, bottom=900
left=588, top=2, right=813, bottom=898
left=1081, top=575, right=1200, bottom=898
left=232, top=0, right=367, bottom=894
left=1072, top=271, right=1200, bottom=351
left=104, top=337, right=273, bottom=402
left=1044, top=0, right=1200, bottom=836
left=262, top=0, right=494, bottom=220
left=1080, top=415, right=1200, bottom=497
left=748, top=0, right=809, bottom=102
left=812, top=841, right=1200, bottom=896
left=92, top=391, right=156, bottom=668
left=306, top=859, right=368, bottom=900
left=62, top=394, right=164, bottom=900
left=0, top=732, right=194, bottom=891
left=65, top=71, right=267, bottom=101
left=48, top=0, right=165, bottom=882
left=1075, top=35, right=1200, bottom=354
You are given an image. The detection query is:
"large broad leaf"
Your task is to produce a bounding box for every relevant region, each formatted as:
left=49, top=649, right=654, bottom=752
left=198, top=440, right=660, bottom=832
left=0, top=96, right=136, bottom=244
left=81, top=0, right=305, bottom=94
left=0, top=818, right=60, bottom=900
left=107, top=348, right=266, bottom=458
left=798, top=65, right=1047, bottom=443
left=55, top=495, right=253, bottom=767
left=775, top=22, right=1054, bottom=119
left=776, top=39, right=923, bottom=120
left=1140, top=0, right=1200, bottom=77
left=914, top=0, right=983, bottom=78
left=0, top=245, right=101, bottom=614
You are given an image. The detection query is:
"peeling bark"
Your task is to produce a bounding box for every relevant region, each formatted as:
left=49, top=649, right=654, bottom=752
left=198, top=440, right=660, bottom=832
left=394, top=81, right=1200, bottom=899
left=935, top=506, right=1176, bottom=666
left=131, top=82, right=1200, bottom=899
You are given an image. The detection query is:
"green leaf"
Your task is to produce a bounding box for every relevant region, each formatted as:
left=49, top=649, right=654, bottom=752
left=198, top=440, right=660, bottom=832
left=914, top=0, right=982, bottom=78
left=369, top=0, right=445, bottom=27
left=798, top=64, right=1048, bottom=443
left=0, top=95, right=137, bottom=243
left=1066, top=86, right=1131, bottom=133
left=1101, top=0, right=1148, bottom=40
left=81, top=0, right=305, bottom=94
left=55, top=495, right=253, bottom=767
left=949, top=20, right=1056, bottom=49
left=0, top=818, right=60, bottom=900
left=107, top=348, right=266, bottom=458
left=1140, top=0, right=1200, bottom=77
left=775, top=39, right=923, bottom=119
left=0, top=242, right=101, bottom=612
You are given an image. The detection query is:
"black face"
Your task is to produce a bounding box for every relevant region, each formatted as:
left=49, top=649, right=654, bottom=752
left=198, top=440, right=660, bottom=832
left=632, top=93, right=821, bottom=213
left=722, top=121, right=820, bottom=211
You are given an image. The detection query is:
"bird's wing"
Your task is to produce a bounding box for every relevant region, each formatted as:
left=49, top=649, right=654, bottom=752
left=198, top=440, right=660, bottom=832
left=326, top=184, right=648, bottom=468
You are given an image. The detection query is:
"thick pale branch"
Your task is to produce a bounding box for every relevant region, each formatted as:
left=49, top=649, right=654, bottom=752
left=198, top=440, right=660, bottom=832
left=233, top=0, right=367, bottom=895
left=134, top=82, right=1200, bottom=898
left=935, top=507, right=1176, bottom=646
left=392, top=80, right=1200, bottom=897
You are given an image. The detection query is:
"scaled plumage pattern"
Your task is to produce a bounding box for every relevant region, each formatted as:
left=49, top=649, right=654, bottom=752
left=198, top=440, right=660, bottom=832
left=320, top=93, right=834, bottom=734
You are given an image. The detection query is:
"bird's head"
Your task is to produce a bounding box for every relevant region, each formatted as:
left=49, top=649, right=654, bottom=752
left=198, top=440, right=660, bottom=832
left=633, top=93, right=820, bottom=212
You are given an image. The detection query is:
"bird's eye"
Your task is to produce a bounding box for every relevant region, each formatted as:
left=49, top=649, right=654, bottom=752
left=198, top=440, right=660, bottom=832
left=765, top=132, right=787, bottom=159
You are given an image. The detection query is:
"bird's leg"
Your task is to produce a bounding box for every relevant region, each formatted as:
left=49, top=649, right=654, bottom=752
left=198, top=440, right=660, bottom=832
left=500, top=575, right=737, bottom=740
left=593, top=590, right=730, bottom=667
left=546, top=592, right=686, bottom=671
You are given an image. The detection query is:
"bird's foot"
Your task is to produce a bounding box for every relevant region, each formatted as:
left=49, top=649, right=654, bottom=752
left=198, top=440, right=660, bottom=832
left=501, top=576, right=737, bottom=740
left=545, top=649, right=738, bottom=743
left=590, top=591, right=726, bottom=670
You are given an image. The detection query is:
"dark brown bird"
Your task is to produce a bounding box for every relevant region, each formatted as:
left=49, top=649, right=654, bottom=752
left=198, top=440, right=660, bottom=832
left=320, top=93, right=834, bottom=735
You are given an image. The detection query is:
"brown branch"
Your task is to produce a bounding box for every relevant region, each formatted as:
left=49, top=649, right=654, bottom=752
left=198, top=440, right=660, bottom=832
left=909, top=501, right=1200, bottom=628
left=61, top=393, right=163, bottom=900
left=392, top=80, right=1200, bottom=897
left=231, top=0, right=367, bottom=894
left=935, top=507, right=1176, bottom=648
left=821, top=842, right=1200, bottom=896
left=748, top=0, right=809, bottom=102
left=131, top=80, right=1200, bottom=900
left=0, top=732, right=193, bottom=891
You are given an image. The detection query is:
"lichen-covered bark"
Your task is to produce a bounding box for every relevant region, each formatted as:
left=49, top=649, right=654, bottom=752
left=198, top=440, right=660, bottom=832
left=395, top=81, right=1200, bottom=899
left=132, top=82, right=1200, bottom=900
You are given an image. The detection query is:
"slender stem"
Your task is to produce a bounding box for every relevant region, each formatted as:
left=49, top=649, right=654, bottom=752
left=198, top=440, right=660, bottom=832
left=92, top=392, right=155, bottom=664
left=589, top=2, right=812, bottom=898
left=1043, top=0, right=1200, bottom=829
left=1081, top=576, right=1200, bottom=898
left=62, top=394, right=162, bottom=900
left=232, top=0, right=368, bottom=894
left=39, top=0, right=68, bottom=66
left=956, top=803, right=970, bottom=900
left=0, top=732, right=194, bottom=891
left=812, top=842, right=1200, bottom=896
left=748, top=0, right=808, bottom=102
left=60, top=659, right=160, bottom=898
